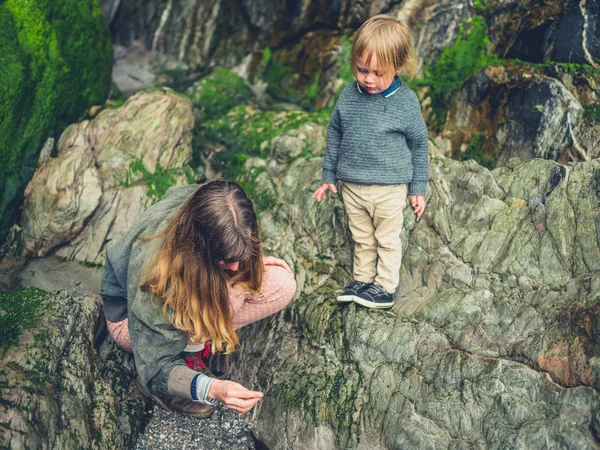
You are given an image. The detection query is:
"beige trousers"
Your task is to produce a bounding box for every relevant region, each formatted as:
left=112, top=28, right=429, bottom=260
left=341, top=182, right=408, bottom=294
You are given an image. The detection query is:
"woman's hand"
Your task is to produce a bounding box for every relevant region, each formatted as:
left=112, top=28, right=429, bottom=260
left=411, top=195, right=426, bottom=218
left=208, top=380, right=264, bottom=414
left=263, top=256, right=293, bottom=274
left=312, top=182, right=338, bottom=202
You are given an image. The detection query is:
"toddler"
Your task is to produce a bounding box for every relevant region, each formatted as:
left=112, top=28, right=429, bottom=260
left=313, top=14, right=429, bottom=309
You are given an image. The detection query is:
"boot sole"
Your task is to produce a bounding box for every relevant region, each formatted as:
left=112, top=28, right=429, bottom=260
left=352, top=295, right=394, bottom=309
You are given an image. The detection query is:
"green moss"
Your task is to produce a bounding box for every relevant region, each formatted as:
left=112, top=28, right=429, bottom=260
left=205, top=105, right=330, bottom=158
left=474, top=0, right=489, bottom=15
left=186, top=67, right=254, bottom=119
left=260, top=47, right=271, bottom=67
left=236, top=167, right=278, bottom=212
left=409, top=16, right=501, bottom=132
left=452, top=132, right=495, bottom=169
left=115, top=159, right=196, bottom=205
left=0, top=0, right=112, bottom=242
left=0, top=288, right=50, bottom=352
left=584, top=104, right=600, bottom=123
left=338, top=36, right=354, bottom=85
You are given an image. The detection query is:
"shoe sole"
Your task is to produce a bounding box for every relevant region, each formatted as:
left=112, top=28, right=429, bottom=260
left=337, top=294, right=355, bottom=302
left=352, top=295, right=394, bottom=309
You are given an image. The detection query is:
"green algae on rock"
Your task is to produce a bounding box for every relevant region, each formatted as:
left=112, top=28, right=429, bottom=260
left=0, top=288, right=49, bottom=353
left=0, top=0, right=112, bottom=243
left=185, top=67, right=254, bottom=119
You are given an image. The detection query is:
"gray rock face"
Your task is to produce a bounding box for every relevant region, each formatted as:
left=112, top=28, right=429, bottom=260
left=212, top=151, right=600, bottom=449
left=0, top=290, right=143, bottom=450
left=446, top=67, right=592, bottom=165
left=21, top=145, right=103, bottom=257
left=490, top=0, right=600, bottom=66
left=21, top=89, right=195, bottom=264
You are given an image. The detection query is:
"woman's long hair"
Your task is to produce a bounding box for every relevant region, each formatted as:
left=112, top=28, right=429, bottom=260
left=139, top=181, right=264, bottom=353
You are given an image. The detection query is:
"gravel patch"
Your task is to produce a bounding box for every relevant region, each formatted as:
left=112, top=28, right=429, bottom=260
left=134, top=401, right=259, bottom=450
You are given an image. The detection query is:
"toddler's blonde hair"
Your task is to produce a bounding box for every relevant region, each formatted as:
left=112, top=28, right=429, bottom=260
left=350, top=14, right=418, bottom=81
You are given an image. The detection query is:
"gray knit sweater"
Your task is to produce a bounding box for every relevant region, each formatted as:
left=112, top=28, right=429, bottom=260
left=321, top=81, right=429, bottom=196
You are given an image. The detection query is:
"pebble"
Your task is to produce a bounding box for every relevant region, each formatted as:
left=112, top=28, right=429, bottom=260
left=134, top=401, right=258, bottom=449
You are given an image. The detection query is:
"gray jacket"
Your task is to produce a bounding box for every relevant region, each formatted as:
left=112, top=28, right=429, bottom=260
left=100, top=184, right=206, bottom=399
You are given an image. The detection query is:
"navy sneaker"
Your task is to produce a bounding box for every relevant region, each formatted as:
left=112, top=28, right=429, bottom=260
left=353, top=284, right=394, bottom=309
left=337, top=281, right=371, bottom=303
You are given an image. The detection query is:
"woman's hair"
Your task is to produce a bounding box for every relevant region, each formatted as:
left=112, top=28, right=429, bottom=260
left=350, top=14, right=418, bottom=81
left=139, top=181, right=264, bottom=353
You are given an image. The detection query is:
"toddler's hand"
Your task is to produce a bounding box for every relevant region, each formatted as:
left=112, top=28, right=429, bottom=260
left=312, top=183, right=338, bottom=202
left=411, top=195, right=426, bottom=218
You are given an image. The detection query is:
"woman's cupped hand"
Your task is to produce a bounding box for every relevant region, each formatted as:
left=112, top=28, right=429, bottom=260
left=208, top=380, right=264, bottom=413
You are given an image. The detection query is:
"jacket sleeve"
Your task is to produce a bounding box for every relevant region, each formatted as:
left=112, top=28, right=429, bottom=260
left=128, top=288, right=199, bottom=398
left=405, top=92, right=429, bottom=196
left=321, top=102, right=342, bottom=184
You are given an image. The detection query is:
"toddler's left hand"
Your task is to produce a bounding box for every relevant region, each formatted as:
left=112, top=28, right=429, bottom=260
left=411, top=195, right=426, bottom=218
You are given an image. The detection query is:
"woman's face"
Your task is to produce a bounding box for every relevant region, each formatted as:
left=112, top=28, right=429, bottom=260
left=219, top=260, right=240, bottom=272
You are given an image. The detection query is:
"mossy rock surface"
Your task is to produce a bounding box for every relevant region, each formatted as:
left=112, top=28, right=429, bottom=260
left=185, top=67, right=254, bottom=119
left=0, top=287, right=49, bottom=353
left=205, top=105, right=329, bottom=162
left=0, top=0, right=112, bottom=242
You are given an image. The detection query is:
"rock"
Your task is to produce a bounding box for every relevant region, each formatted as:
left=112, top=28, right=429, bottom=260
left=0, top=288, right=143, bottom=450
left=446, top=67, right=589, bottom=166
left=21, top=146, right=103, bottom=257
left=185, top=67, right=254, bottom=119
left=411, top=0, right=476, bottom=72
left=268, top=123, right=326, bottom=161
left=21, top=89, right=195, bottom=264
left=488, top=0, right=599, bottom=66
left=210, top=151, right=600, bottom=449
left=0, top=0, right=112, bottom=244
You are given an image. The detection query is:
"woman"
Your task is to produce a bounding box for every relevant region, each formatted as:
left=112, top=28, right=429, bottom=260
left=100, top=181, right=297, bottom=416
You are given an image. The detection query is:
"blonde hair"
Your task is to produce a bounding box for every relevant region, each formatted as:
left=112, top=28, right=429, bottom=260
left=350, top=14, right=418, bottom=81
left=139, top=181, right=264, bottom=354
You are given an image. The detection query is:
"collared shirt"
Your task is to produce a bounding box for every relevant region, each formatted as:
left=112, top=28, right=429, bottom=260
left=356, top=76, right=402, bottom=98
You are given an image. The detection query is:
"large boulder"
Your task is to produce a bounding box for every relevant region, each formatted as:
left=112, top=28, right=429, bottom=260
left=490, top=0, right=600, bottom=65
left=445, top=65, right=596, bottom=166
left=0, top=0, right=112, bottom=243
left=0, top=288, right=143, bottom=450
left=21, top=89, right=196, bottom=263
left=213, top=148, right=600, bottom=448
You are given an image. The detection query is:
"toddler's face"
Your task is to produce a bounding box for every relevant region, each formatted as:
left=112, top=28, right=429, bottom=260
left=356, top=52, right=399, bottom=95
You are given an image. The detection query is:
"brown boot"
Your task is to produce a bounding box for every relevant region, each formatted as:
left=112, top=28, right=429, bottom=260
left=151, top=394, right=212, bottom=418
left=136, top=378, right=212, bottom=418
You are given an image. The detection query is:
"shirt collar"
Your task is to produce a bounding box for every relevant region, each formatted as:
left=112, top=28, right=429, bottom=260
left=356, top=76, right=402, bottom=98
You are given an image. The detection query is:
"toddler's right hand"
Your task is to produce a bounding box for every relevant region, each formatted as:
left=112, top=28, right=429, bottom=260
left=312, top=183, right=338, bottom=202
